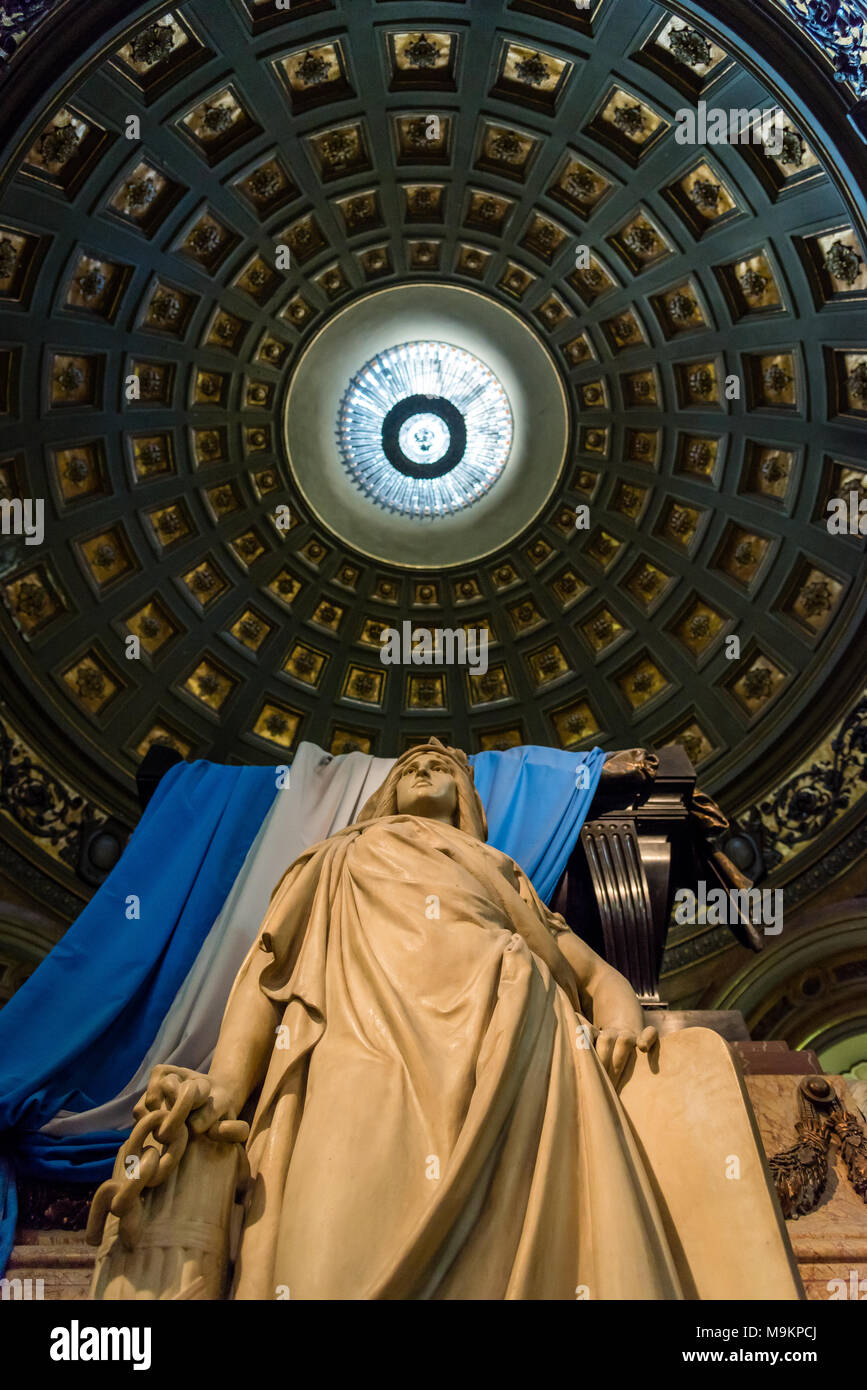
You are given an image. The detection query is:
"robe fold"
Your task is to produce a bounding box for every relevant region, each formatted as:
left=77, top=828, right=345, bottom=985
left=232, top=815, right=683, bottom=1300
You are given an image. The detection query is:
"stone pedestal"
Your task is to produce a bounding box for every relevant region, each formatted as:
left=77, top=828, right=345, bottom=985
left=745, top=1074, right=867, bottom=1302
left=5, top=1229, right=95, bottom=1301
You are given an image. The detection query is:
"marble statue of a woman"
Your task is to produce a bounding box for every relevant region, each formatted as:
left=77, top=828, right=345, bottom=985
left=95, top=739, right=687, bottom=1299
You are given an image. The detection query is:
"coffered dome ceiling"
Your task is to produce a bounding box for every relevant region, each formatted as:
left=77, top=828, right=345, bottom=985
left=1, top=0, right=866, bottom=826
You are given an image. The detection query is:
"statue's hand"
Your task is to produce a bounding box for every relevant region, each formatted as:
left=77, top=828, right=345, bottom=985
left=600, top=748, right=659, bottom=784
left=135, top=1063, right=239, bottom=1138
left=592, top=1026, right=658, bottom=1086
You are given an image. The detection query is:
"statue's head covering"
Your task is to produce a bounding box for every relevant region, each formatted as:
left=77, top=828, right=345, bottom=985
left=355, top=737, right=488, bottom=842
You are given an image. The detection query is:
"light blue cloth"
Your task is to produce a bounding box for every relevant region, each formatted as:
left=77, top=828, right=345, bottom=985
left=0, top=743, right=604, bottom=1274
left=0, top=760, right=278, bottom=1274
left=470, top=746, right=605, bottom=902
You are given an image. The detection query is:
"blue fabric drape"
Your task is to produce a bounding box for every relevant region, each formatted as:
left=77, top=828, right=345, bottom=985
left=0, top=760, right=277, bottom=1273
left=470, top=745, right=605, bottom=902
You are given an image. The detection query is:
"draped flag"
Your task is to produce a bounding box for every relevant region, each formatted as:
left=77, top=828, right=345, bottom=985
left=0, top=742, right=604, bottom=1272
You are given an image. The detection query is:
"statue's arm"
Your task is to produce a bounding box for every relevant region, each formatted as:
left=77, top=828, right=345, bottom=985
left=204, top=948, right=282, bottom=1121
left=513, top=865, right=655, bottom=1084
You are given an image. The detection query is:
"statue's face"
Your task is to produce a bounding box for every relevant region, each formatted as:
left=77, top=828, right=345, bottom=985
left=395, top=750, right=459, bottom=823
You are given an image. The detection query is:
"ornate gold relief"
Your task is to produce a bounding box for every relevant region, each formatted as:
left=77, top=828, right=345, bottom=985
left=579, top=606, right=627, bottom=655
left=372, top=576, right=400, bottom=604
left=61, top=651, right=123, bottom=718
left=467, top=667, right=511, bottom=707
left=578, top=379, right=607, bottom=409
left=203, top=482, right=242, bottom=522
left=281, top=295, right=317, bottom=330
left=50, top=442, right=107, bottom=505
left=602, top=310, right=646, bottom=354
left=0, top=225, right=42, bottom=307
left=727, top=653, right=787, bottom=717
left=129, top=432, right=174, bottom=483
left=651, top=280, right=709, bottom=336
left=3, top=565, right=66, bottom=639
left=310, top=598, right=344, bottom=633
left=234, top=254, right=279, bottom=304
left=206, top=310, right=249, bottom=355
left=283, top=642, right=327, bottom=686
left=135, top=721, right=192, bottom=761
left=342, top=664, right=385, bottom=706
left=77, top=527, right=136, bottom=590
left=299, top=537, right=329, bottom=572
left=465, top=189, right=514, bottom=234
left=477, top=725, right=524, bottom=753
left=714, top=523, right=772, bottom=588
left=665, top=160, right=739, bottom=237
left=251, top=701, right=301, bottom=750
left=716, top=251, right=783, bottom=322
left=587, top=87, right=668, bottom=164
left=408, top=673, right=448, bottom=709
left=112, top=14, right=207, bottom=99
left=622, top=557, right=673, bottom=609
left=275, top=41, right=352, bottom=111
left=309, top=122, right=371, bottom=180
left=266, top=569, right=302, bottom=610
left=675, top=434, right=722, bottom=481
left=143, top=282, right=196, bottom=337
left=388, top=32, right=457, bottom=90
left=674, top=358, right=723, bottom=409
left=256, top=332, right=291, bottom=369
left=612, top=481, right=648, bottom=521
left=315, top=263, right=351, bottom=299
left=178, top=210, right=238, bottom=270
left=572, top=465, right=600, bottom=492
left=180, top=88, right=259, bottom=164
left=507, top=597, right=544, bottom=636
left=740, top=444, right=796, bottom=502
left=358, top=618, right=387, bottom=650
left=567, top=255, right=616, bottom=306
left=562, top=333, right=595, bottom=367
left=334, top=190, right=382, bottom=236
left=279, top=213, right=327, bottom=266
left=779, top=564, right=845, bottom=636
left=180, top=558, right=229, bottom=610
left=622, top=368, right=659, bottom=408
left=413, top=580, right=440, bottom=607
left=670, top=596, right=727, bottom=659
left=335, top=562, right=361, bottom=592
left=829, top=350, right=867, bottom=419
left=624, top=429, right=660, bottom=466
left=524, top=536, right=554, bottom=570
left=49, top=352, right=102, bottom=409
left=658, top=500, right=705, bottom=551
left=549, top=568, right=587, bottom=610
left=527, top=641, right=570, bottom=687
left=609, top=211, right=672, bottom=272
left=452, top=575, right=481, bottom=604
left=520, top=212, right=569, bottom=264
left=404, top=184, right=445, bottom=223
left=617, top=655, right=670, bottom=710
left=662, top=720, right=716, bottom=768
left=743, top=351, right=800, bottom=411
left=476, top=122, right=539, bottom=180
left=107, top=160, right=183, bottom=235
left=551, top=699, right=600, bottom=750
left=182, top=657, right=238, bottom=714
left=490, top=562, right=519, bottom=592
left=235, top=155, right=298, bottom=218
left=24, top=107, right=108, bottom=196
left=798, top=228, right=867, bottom=306
left=408, top=241, right=440, bottom=271
left=330, top=726, right=375, bottom=757
left=492, top=41, right=572, bottom=111
left=534, top=293, right=571, bottom=330
left=548, top=154, right=613, bottom=216
left=145, top=502, right=193, bottom=554
left=123, top=597, right=180, bottom=659
left=551, top=504, right=579, bottom=537
left=455, top=244, right=491, bottom=279
left=498, top=262, right=535, bottom=299
left=228, top=529, right=267, bottom=571
left=64, top=252, right=130, bottom=320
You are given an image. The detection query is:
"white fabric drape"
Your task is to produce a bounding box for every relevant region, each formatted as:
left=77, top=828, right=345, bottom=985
left=44, top=745, right=394, bottom=1137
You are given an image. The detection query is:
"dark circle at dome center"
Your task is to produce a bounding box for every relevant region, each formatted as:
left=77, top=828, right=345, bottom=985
left=381, top=395, right=468, bottom=479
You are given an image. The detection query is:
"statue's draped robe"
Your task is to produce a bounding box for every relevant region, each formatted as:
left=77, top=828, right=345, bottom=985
left=232, top=815, right=682, bottom=1300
